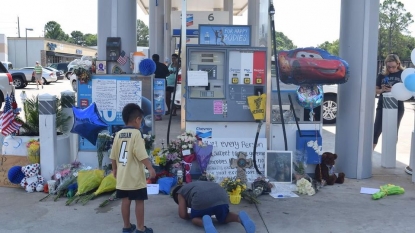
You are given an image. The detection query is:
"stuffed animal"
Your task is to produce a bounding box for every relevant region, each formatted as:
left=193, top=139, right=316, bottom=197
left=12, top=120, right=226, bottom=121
left=314, top=152, right=345, bottom=185
left=20, top=163, right=44, bottom=192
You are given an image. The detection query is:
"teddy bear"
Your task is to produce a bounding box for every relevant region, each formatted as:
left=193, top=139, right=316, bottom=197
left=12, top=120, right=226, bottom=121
left=20, top=163, right=44, bottom=192
left=314, top=152, right=345, bottom=186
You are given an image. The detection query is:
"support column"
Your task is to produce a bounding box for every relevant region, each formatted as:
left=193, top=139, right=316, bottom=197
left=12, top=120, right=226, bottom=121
left=39, top=94, right=57, bottom=181
left=150, top=0, right=165, bottom=58
left=61, top=90, right=78, bottom=163
left=223, top=0, right=233, bottom=25
left=164, top=0, right=172, bottom=61
left=247, top=0, right=260, bottom=46
left=98, top=0, right=136, bottom=73
left=335, top=0, right=380, bottom=179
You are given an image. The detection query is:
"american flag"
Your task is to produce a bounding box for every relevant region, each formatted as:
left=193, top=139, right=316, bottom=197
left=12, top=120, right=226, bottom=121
left=0, top=94, right=22, bottom=136
left=117, top=50, right=127, bottom=65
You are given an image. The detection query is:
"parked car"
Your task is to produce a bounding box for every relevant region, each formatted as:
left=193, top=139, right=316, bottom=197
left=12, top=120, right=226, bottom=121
left=44, top=67, right=64, bottom=80
left=1, top=61, right=13, bottom=70
left=49, top=63, right=70, bottom=79
left=8, top=67, right=57, bottom=88
left=0, top=62, right=15, bottom=109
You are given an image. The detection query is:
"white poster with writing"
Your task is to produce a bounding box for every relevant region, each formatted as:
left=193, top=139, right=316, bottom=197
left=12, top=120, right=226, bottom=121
left=116, top=80, right=142, bottom=112
left=202, top=138, right=266, bottom=183
left=92, top=79, right=117, bottom=111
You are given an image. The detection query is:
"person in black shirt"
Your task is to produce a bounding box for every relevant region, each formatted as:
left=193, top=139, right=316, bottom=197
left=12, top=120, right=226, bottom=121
left=373, top=54, right=412, bottom=175
left=152, top=54, right=170, bottom=121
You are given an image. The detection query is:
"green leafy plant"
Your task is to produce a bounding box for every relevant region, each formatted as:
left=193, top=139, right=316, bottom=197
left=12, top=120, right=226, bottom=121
left=16, top=95, right=71, bottom=136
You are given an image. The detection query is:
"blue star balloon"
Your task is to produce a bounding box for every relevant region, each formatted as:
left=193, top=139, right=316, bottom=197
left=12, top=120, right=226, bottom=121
left=70, top=102, right=108, bottom=145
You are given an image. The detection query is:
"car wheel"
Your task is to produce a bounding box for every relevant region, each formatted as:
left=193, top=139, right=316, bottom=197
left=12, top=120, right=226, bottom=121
left=72, top=80, right=77, bottom=92
left=13, top=76, right=24, bottom=89
left=322, top=94, right=337, bottom=124
left=43, top=78, right=50, bottom=85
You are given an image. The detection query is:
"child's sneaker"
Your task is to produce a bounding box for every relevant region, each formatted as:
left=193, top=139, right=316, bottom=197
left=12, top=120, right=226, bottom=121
left=136, top=226, right=153, bottom=233
left=203, top=215, right=218, bottom=233
left=239, top=211, right=256, bottom=233
left=122, top=224, right=136, bottom=233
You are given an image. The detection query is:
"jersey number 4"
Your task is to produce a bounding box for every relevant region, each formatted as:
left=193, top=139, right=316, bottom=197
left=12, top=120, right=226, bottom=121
left=118, top=141, right=128, bottom=166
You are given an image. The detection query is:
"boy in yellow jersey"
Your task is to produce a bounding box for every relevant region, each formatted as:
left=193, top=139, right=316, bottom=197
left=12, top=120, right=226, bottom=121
left=110, top=103, right=156, bottom=233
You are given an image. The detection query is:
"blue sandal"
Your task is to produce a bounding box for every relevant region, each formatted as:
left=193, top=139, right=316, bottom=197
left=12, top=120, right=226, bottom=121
left=239, top=211, right=256, bottom=233
left=122, top=224, right=136, bottom=233
left=203, top=215, right=218, bottom=233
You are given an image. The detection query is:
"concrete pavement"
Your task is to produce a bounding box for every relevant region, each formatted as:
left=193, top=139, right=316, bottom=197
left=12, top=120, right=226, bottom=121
left=1, top=90, right=415, bottom=232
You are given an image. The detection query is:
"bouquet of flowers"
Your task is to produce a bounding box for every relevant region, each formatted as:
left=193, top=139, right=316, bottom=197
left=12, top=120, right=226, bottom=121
left=296, top=177, right=315, bottom=196
left=143, top=134, right=155, bottom=150
left=176, top=131, right=198, bottom=152
left=372, top=184, right=405, bottom=200
left=220, top=177, right=247, bottom=195
left=96, top=132, right=113, bottom=169
left=26, top=139, right=40, bottom=164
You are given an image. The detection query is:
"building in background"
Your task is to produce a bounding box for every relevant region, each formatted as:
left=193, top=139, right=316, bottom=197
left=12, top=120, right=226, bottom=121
left=7, top=37, right=97, bottom=68
left=0, top=34, right=8, bottom=62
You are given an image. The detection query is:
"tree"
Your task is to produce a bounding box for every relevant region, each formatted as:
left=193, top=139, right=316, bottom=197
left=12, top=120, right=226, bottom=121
left=137, top=19, right=149, bottom=46
left=378, top=0, right=414, bottom=59
left=274, top=31, right=296, bottom=52
left=70, top=31, right=85, bottom=45
left=44, top=21, right=66, bottom=40
left=84, top=34, right=97, bottom=46
left=317, top=39, right=339, bottom=56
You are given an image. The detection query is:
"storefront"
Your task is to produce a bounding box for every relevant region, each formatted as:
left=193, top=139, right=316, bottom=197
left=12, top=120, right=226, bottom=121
left=7, top=37, right=97, bottom=68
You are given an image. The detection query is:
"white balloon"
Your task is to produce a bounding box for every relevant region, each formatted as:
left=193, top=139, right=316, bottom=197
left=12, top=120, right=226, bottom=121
left=412, top=49, right=415, bottom=65
left=401, top=68, right=415, bottom=83
left=391, top=83, right=413, bottom=101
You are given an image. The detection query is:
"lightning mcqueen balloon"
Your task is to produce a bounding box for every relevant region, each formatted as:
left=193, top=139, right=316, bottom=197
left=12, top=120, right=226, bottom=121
left=277, top=47, right=349, bottom=85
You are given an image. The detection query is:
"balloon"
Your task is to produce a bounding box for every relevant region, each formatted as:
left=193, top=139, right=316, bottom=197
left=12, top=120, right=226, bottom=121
left=296, top=84, right=323, bottom=109
left=139, top=59, right=156, bottom=76
left=401, top=68, right=415, bottom=83
left=391, top=83, right=412, bottom=101
left=277, top=47, right=349, bottom=85
left=411, top=48, right=415, bottom=65
left=404, top=73, right=415, bottom=92
left=70, top=102, right=108, bottom=145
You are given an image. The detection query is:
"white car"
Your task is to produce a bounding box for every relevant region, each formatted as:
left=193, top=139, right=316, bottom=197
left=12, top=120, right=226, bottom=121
left=22, top=67, right=58, bottom=84
left=0, top=62, right=15, bottom=109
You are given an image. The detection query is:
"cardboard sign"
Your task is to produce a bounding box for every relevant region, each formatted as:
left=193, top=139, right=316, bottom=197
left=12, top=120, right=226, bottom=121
left=0, top=155, right=29, bottom=188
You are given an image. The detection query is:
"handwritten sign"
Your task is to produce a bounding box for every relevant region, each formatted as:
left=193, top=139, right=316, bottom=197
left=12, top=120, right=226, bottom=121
left=188, top=71, right=208, bottom=86
left=116, top=80, right=142, bottom=112
left=0, top=155, right=29, bottom=188
left=92, top=79, right=117, bottom=111
left=202, top=138, right=266, bottom=183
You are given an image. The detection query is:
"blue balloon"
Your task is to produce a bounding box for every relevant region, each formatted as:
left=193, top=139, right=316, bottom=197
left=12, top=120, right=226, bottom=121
left=296, top=84, right=323, bottom=109
left=404, top=73, right=415, bottom=92
left=70, top=102, right=108, bottom=145
left=139, top=59, right=156, bottom=76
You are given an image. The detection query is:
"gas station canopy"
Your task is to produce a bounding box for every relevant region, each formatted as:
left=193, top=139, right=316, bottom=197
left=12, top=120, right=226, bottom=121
left=136, top=0, right=248, bottom=16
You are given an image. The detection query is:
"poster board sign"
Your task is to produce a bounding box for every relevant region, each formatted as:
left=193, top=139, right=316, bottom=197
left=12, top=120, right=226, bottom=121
left=202, top=138, right=266, bottom=183
left=77, top=75, right=154, bottom=151
left=198, top=25, right=251, bottom=46
left=0, top=155, right=29, bottom=188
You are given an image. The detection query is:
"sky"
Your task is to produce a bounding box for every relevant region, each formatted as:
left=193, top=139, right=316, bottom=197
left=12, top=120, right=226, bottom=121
left=1, top=0, right=415, bottom=48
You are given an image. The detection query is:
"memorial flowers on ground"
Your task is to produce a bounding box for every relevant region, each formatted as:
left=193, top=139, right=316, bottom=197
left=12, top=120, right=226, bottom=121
left=26, top=139, right=40, bottom=163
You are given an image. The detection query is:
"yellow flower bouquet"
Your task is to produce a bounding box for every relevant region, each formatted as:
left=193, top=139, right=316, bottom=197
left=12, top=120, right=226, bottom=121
left=26, top=139, right=40, bottom=163
left=220, top=177, right=247, bottom=195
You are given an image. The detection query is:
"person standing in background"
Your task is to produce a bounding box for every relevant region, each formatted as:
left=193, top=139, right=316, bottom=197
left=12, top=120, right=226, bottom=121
left=373, top=54, right=412, bottom=175
left=152, top=54, right=170, bottom=121
left=34, top=61, right=43, bottom=90
left=166, top=54, right=180, bottom=116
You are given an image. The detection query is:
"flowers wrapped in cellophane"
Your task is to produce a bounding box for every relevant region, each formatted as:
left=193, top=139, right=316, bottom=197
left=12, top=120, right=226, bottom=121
left=66, top=169, right=104, bottom=205
left=296, top=178, right=315, bottom=196
left=81, top=173, right=116, bottom=205
left=372, top=184, right=405, bottom=200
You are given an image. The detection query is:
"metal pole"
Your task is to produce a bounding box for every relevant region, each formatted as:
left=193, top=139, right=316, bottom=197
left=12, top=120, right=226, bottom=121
left=25, top=29, right=28, bottom=67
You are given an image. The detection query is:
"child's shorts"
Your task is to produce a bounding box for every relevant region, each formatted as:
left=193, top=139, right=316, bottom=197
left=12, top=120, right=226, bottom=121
left=190, top=204, right=229, bottom=224
left=116, top=188, right=148, bottom=200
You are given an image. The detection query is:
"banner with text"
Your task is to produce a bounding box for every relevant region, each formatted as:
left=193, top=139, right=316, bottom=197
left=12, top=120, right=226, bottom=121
left=202, top=138, right=266, bottom=183
left=199, top=25, right=251, bottom=46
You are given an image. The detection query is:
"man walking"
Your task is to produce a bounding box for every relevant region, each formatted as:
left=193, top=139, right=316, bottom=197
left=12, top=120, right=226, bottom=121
left=34, top=61, right=43, bottom=90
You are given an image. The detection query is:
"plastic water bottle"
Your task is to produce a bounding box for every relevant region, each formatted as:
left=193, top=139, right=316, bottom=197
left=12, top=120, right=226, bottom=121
left=204, top=32, right=210, bottom=44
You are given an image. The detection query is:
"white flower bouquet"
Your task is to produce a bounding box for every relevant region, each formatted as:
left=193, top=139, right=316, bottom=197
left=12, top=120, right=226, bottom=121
left=296, top=178, right=315, bottom=196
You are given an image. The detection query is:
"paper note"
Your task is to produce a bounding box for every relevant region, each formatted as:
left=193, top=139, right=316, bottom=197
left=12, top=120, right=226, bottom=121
left=360, top=187, right=380, bottom=195
left=92, top=79, right=117, bottom=111
left=147, top=184, right=159, bottom=195
left=270, top=191, right=299, bottom=198
left=117, top=80, right=142, bottom=112
left=188, top=71, right=208, bottom=86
